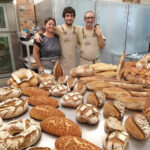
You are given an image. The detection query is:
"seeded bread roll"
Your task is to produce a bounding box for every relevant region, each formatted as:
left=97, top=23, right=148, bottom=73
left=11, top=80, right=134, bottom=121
left=22, top=87, right=50, bottom=97
left=104, top=131, right=129, bottom=150
left=105, top=116, right=126, bottom=133
left=76, top=104, right=100, bottom=124
left=55, top=135, right=102, bottom=150
left=30, top=105, right=65, bottom=120
left=27, top=95, right=59, bottom=107
left=103, top=101, right=125, bottom=119
left=60, top=92, right=83, bottom=108
left=41, top=116, right=82, bottom=137
left=125, top=113, right=150, bottom=140
left=87, top=91, right=105, bottom=107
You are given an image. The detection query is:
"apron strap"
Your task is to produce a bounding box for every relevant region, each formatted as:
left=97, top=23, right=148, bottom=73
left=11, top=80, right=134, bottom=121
left=82, top=28, right=96, bottom=38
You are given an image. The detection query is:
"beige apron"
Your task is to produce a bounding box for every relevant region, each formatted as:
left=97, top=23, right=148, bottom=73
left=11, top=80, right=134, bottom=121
left=80, top=28, right=100, bottom=66
left=59, top=25, right=78, bottom=75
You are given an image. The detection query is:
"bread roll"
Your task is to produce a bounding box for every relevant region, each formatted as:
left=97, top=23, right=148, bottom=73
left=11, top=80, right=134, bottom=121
left=143, top=100, right=150, bottom=122
left=101, top=87, right=131, bottom=100
left=41, top=116, right=82, bottom=137
left=22, top=87, right=50, bottom=97
left=49, top=83, right=70, bottom=97
left=76, top=104, right=99, bottom=124
left=58, top=75, right=69, bottom=84
left=67, top=77, right=78, bottom=89
left=125, top=113, right=150, bottom=140
left=60, top=92, right=83, bottom=108
left=39, top=73, right=55, bottom=83
left=117, top=96, right=146, bottom=110
left=104, top=131, right=129, bottom=150
left=27, top=95, right=59, bottom=107
left=55, top=135, right=102, bottom=150
left=103, top=101, right=125, bottom=119
left=87, top=91, right=105, bottom=107
left=73, top=81, right=86, bottom=95
left=53, top=61, right=63, bottom=79
left=39, top=79, right=56, bottom=90
left=0, top=86, right=22, bottom=101
left=30, top=105, right=65, bottom=120
left=105, top=116, right=126, bottom=133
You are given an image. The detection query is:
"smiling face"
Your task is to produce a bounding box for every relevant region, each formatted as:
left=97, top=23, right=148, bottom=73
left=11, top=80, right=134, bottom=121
left=64, top=13, right=75, bottom=26
left=45, top=19, right=56, bottom=33
left=84, top=11, right=95, bottom=29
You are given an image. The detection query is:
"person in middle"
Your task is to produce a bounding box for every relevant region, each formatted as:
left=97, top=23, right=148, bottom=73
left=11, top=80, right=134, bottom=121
left=77, top=11, right=106, bottom=65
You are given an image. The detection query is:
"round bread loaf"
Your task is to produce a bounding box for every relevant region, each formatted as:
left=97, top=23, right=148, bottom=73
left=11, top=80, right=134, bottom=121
left=67, top=77, right=78, bottom=89
left=60, top=92, right=83, bottom=108
left=125, top=113, right=150, bottom=140
left=41, top=116, right=82, bottom=137
left=39, top=73, right=55, bottom=83
left=0, top=86, right=22, bottom=101
left=0, top=98, right=28, bottom=119
left=104, top=131, right=129, bottom=150
left=87, top=91, right=105, bottom=107
left=0, top=119, right=41, bottom=150
left=76, top=104, right=100, bottom=124
left=27, top=95, right=59, bottom=107
left=30, top=105, right=65, bottom=120
left=73, top=82, right=86, bottom=95
left=55, top=135, right=102, bottom=150
left=103, top=101, right=125, bottom=119
left=58, top=75, right=69, bottom=84
left=49, top=83, right=70, bottom=97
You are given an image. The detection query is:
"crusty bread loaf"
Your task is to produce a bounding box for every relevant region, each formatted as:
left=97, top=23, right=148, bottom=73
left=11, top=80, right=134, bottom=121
left=67, top=77, right=78, bottom=89
left=73, top=81, right=86, bottom=95
left=0, top=117, right=2, bottom=127
left=30, top=105, right=65, bottom=120
left=53, top=61, right=63, bottom=79
left=22, top=87, right=50, bottom=97
left=125, top=113, right=150, bottom=140
left=70, top=65, right=94, bottom=78
left=143, top=100, right=150, bottom=122
left=39, top=73, right=55, bottom=83
left=0, top=86, right=22, bottom=101
left=76, top=104, right=99, bottom=124
left=41, top=116, right=82, bottom=137
left=55, top=135, right=102, bottom=150
left=87, top=91, right=105, bottom=107
left=117, top=96, right=146, bottom=110
left=105, top=116, right=126, bottom=133
left=60, top=92, right=83, bottom=108
left=104, top=131, right=129, bottom=150
left=101, top=87, right=131, bottom=100
left=0, top=98, right=28, bottom=119
left=94, top=71, right=117, bottom=78
left=58, top=75, right=69, bottom=84
left=103, top=101, right=125, bottom=119
left=49, top=83, right=70, bottom=97
left=27, top=147, right=51, bottom=150
left=130, top=90, right=150, bottom=97
left=27, top=95, right=59, bottom=107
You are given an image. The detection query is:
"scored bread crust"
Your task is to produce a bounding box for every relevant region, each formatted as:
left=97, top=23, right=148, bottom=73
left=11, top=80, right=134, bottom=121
left=73, top=82, right=86, bottom=95
left=55, top=135, right=102, bottom=150
left=125, top=113, right=150, bottom=140
left=53, top=61, right=63, bottom=79
left=143, top=100, right=150, bottom=122
left=27, top=95, right=59, bottom=107
left=41, top=116, right=82, bottom=137
left=30, top=105, right=65, bottom=120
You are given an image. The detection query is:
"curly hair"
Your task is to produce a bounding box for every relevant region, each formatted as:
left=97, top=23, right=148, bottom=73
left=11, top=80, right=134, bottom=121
left=62, top=7, right=76, bottom=18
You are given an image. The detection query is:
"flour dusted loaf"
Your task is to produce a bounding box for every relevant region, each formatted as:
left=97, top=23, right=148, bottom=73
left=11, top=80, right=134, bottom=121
left=67, top=77, right=78, bottom=89
left=125, top=113, right=150, bottom=140
left=76, top=104, right=100, bottom=124
left=143, top=100, right=150, bottom=122
left=105, top=116, right=126, bottom=133
left=58, top=75, right=69, bottom=84
left=49, top=83, right=70, bottom=97
left=103, top=101, right=125, bottom=119
left=60, top=92, right=83, bottom=108
left=73, top=81, right=86, bottom=95
left=0, top=86, right=22, bottom=101
left=0, top=98, right=28, bottom=119
left=70, top=65, right=94, bottom=77
left=104, top=131, right=129, bottom=150
left=30, top=105, right=65, bottom=120
left=22, top=87, right=50, bottom=97
left=55, top=135, right=102, bottom=150
left=87, top=91, right=105, bottom=107
left=27, top=147, right=51, bottom=150
left=41, top=116, right=82, bottom=137
left=53, top=60, right=63, bottom=79
left=27, top=95, right=59, bottom=107
left=0, top=119, right=41, bottom=150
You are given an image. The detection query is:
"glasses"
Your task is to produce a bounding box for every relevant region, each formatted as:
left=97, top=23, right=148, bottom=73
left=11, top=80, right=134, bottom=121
left=85, top=17, right=95, bottom=20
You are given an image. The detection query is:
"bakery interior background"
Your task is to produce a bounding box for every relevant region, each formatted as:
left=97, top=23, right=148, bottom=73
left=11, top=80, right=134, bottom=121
left=0, top=0, right=150, bottom=80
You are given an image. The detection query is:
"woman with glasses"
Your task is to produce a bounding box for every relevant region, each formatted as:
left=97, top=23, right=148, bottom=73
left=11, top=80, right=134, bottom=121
left=33, top=17, right=61, bottom=74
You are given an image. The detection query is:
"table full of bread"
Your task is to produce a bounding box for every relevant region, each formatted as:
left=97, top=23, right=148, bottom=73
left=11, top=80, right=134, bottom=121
left=0, top=54, right=150, bottom=150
